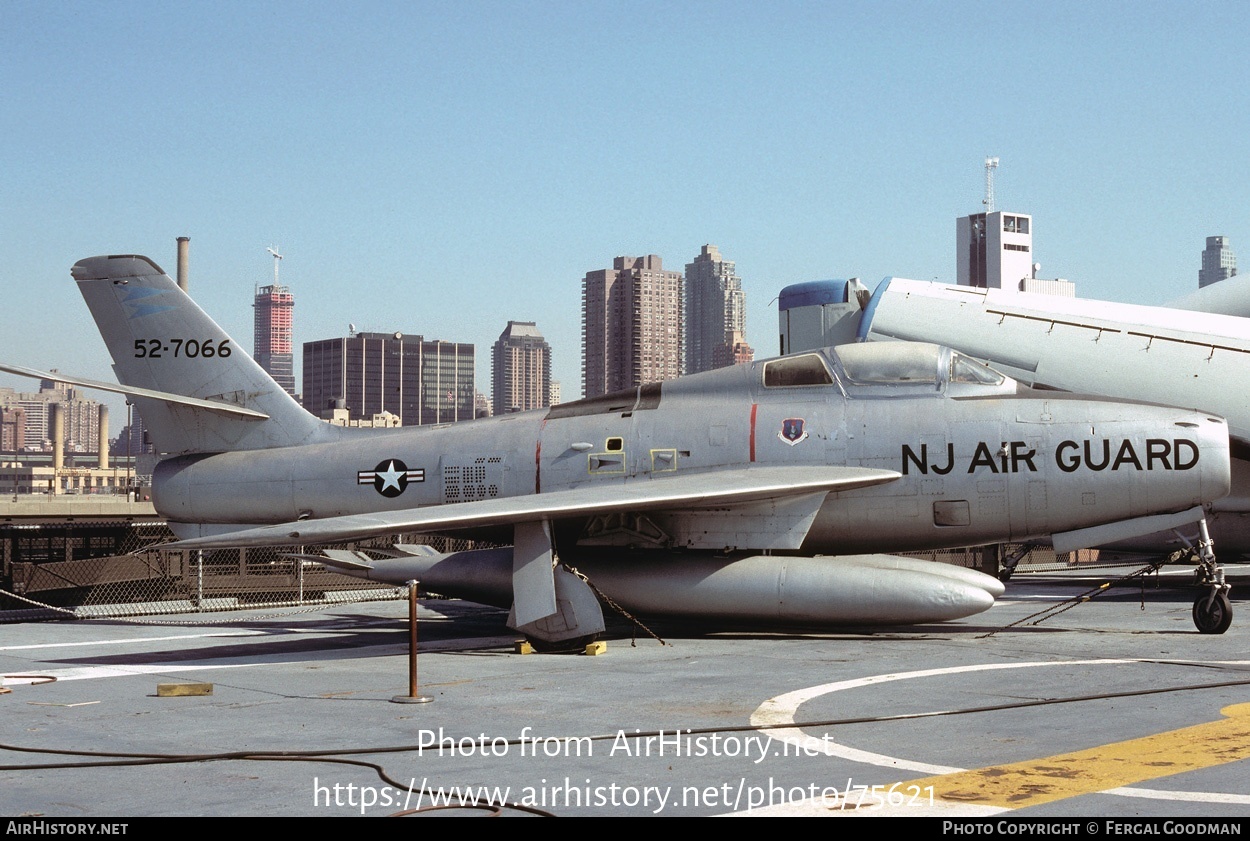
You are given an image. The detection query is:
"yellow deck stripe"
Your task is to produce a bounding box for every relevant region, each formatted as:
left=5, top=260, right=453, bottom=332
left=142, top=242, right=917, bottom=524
left=908, top=703, right=1250, bottom=809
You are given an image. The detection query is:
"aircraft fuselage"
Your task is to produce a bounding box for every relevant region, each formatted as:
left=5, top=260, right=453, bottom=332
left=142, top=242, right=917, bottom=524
left=152, top=344, right=1230, bottom=555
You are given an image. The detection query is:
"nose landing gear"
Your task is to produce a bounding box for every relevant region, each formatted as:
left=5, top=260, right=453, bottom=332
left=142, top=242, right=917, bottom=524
left=1193, top=588, right=1233, bottom=635
left=1191, top=518, right=1232, bottom=635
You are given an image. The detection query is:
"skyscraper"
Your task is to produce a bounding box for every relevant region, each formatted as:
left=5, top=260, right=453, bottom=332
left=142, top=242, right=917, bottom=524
left=684, top=244, right=752, bottom=374
left=115, top=411, right=155, bottom=456
left=491, top=321, right=551, bottom=415
left=1, top=407, right=24, bottom=452
left=254, top=284, right=296, bottom=398
left=1200, top=236, right=1238, bottom=288
left=582, top=255, right=682, bottom=398
left=302, top=332, right=474, bottom=427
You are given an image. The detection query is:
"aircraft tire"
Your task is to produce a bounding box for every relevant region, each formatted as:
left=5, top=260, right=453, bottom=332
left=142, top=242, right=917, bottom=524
left=1192, top=591, right=1233, bottom=635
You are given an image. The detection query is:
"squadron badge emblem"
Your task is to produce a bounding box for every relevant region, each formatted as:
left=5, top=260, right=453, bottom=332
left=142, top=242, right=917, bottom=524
left=778, top=418, right=809, bottom=446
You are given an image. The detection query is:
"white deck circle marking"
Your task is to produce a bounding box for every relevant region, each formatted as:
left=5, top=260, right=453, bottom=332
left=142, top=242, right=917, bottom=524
left=751, top=658, right=1250, bottom=805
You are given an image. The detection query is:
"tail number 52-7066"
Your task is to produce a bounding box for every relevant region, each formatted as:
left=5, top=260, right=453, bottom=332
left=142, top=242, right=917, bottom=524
left=133, top=339, right=232, bottom=359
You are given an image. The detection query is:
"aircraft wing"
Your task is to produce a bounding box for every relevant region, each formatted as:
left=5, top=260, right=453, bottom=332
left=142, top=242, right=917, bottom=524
left=166, top=464, right=900, bottom=550
left=859, top=278, right=1250, bottom=445
left=0, top=362, right=269, bottom=420
left=1168, top=273, right=1250, bottom=318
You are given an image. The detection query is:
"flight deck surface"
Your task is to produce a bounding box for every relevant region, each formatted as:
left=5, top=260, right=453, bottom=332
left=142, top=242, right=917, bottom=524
left=2, top=570, right=1249, bottom=818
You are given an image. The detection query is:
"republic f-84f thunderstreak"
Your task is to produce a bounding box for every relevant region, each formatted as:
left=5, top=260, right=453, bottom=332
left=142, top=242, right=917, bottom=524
left=2, top=255, right=1235, bottom=641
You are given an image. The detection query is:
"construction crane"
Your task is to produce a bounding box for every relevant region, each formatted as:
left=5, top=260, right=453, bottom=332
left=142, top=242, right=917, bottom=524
left=266, top=244, right=283, bottom=287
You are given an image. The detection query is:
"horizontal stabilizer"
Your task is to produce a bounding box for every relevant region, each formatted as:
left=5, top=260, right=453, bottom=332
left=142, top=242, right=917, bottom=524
left=0, top=362, right=269, bottom=420
left=167, top=465, right=902, bottom=550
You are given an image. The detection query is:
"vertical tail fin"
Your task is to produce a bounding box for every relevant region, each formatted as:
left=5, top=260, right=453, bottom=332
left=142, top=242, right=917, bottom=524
left=72, top=254, right=338, bottom=454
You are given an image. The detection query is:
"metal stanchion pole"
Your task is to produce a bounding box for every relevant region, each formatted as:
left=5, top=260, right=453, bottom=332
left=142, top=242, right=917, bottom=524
left=391, top=579, right=432, bottom=704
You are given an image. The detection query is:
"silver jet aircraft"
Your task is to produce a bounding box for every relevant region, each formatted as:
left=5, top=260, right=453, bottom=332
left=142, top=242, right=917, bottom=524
left=2, top=255, right=1235, bottom=642
left=858, top=277, right=1250, bottom=631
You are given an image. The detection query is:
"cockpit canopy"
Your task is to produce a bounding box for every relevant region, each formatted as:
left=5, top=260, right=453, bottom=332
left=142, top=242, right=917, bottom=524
left=762, top=342, right=1015, bottom=397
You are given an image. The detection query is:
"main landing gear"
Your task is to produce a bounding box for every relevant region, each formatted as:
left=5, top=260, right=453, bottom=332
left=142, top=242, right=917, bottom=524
left=1190, top=518, right=1233, bottom=635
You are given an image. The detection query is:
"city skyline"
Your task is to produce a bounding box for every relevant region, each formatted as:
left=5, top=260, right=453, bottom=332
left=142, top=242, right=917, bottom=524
left=0, top=379, right=102, bottom=453
left=3, top=4, right=1247, bottom=419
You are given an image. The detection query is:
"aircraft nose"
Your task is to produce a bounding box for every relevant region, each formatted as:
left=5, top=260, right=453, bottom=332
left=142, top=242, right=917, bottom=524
left=1039, top=402, right=1232, bottom=545
left=1139, top=410, right=1232, bottom=517
left=1189, top=413, right=1232, bottom=506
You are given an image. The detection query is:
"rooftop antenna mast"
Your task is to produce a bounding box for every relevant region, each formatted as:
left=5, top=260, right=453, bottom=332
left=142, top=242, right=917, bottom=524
left=983, top=157, right=999, bottom=213
left=266, top=246, right=283, bottom=289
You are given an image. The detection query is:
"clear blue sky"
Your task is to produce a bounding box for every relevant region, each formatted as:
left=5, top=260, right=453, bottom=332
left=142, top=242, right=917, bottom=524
left=3, top=1, right=1247, bottom=421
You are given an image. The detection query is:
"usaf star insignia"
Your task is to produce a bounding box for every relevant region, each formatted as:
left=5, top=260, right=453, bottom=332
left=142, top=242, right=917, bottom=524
left=357, top=459, right=425, bottom=498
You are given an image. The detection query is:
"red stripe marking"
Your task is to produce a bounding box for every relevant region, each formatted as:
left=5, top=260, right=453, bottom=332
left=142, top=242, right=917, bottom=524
left=749, top=403, right=757, bottom=462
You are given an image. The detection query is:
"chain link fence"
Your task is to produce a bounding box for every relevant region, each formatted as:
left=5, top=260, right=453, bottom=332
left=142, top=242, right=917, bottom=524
left=0, top=520, right=484, bottom=622
left=3, top=517, right=1179, bottom=623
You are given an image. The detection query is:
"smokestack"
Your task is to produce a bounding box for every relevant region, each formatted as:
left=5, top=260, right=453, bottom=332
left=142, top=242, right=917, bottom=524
left=176, top=236, right=190, bottom=292
left=98, top=405, right=109, bottom=470
left=51, top=403, right=64, bottom=477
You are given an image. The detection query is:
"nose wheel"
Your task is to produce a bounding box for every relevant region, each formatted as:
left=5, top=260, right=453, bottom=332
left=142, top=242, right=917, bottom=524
left=1193, top=590, right=1233, bottom=635
left=1191, top=517, right=1232, bottom=634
